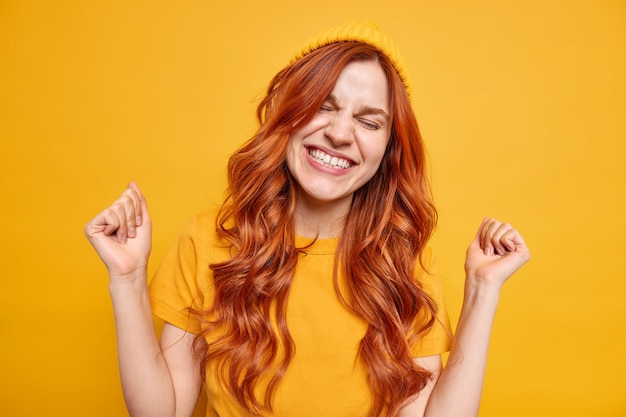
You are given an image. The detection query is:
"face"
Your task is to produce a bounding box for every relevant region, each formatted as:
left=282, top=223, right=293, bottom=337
left=286, top=60, right=391, bottom=214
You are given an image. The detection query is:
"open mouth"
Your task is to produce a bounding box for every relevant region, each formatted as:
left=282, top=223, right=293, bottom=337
left=308, top=148, right=353, bottom=169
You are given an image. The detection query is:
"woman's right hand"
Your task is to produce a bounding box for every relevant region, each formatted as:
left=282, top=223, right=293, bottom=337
left=84, top=182, right=152, bottom=282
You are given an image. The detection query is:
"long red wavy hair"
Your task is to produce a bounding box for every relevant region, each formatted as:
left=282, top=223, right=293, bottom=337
left=195, top=42, right=438, bottom=416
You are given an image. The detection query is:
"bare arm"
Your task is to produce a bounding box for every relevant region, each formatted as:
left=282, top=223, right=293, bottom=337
left=160, top=322, right=205, bottom=416
left=397, top=355, right=443, bottom=417
left=85, top=183, right=203, bottom=417
left=400, top=218, right=531, bottom=417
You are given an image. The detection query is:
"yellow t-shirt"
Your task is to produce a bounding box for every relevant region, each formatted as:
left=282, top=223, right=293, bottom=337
left=149, top=208, right=452, bottom=417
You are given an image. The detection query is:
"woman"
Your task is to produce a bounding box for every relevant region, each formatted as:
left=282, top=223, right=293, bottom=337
left=85, top=21, right=530, bottom=417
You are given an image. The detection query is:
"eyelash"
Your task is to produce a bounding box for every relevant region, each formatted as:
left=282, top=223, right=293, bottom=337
left=358, top=119, right=380, bottom=130
left=319, top=106, right=381, bottom=130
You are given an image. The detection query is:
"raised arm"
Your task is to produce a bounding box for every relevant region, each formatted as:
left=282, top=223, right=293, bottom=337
left=84, top=183, right=203, bottom=417
left=400, top=218, right=531, bottom=417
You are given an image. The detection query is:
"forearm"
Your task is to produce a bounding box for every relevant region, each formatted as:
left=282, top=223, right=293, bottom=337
left=424, top=280, right=501, bottom=417
left=109, top=270, right=176, bottom=417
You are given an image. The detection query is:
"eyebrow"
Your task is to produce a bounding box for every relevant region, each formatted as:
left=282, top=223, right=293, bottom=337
left=326, top=94, right=390, bottom=122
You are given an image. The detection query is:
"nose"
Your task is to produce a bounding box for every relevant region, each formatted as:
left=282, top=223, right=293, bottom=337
left=324, top=112, right=354, bottom=146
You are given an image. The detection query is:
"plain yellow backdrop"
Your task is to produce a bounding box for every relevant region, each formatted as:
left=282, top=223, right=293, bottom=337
left=1, top=0, right=625, bottom=416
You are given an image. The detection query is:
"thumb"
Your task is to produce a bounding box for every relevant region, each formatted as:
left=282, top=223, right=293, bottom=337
left=469, top=218, right=489, bottom=250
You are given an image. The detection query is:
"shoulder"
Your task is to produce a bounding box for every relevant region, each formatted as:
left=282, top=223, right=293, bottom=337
left=172, top=206, right=232, bottom=262
left=187, top=206, right=220, bottom=229
left=179, top=206, right=220, bottom=242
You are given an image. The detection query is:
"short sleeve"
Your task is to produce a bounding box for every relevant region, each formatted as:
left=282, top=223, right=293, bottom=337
left=409, top=246, right=453, bottom=357
left=149, top=215, right=207, bottom=335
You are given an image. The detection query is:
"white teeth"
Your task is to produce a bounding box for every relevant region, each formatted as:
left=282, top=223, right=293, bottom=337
left=309, top=149, right=352, bottom=169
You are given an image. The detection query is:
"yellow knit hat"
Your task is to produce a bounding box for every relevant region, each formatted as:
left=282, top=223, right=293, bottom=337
left=290, top=21, right=411, bottom=97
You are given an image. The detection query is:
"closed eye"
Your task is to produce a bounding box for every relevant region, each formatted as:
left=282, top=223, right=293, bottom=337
left=358, top=119, right=381, bottom=130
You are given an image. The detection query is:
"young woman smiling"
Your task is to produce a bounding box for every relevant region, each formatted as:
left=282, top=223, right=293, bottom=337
left=85, top=21, right=530, bottom=417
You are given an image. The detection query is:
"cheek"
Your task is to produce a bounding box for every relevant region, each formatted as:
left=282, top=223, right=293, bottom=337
left=285, top=136, right=297, bottom=171
left=291, top=115, right=327, bottom=138
left=365, top=138, right=390, bottom=169
left=285, top=131, right=309, bottom=178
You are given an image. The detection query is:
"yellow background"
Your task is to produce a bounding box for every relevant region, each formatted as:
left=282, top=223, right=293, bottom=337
left=1, top=0, right=625, bottom=416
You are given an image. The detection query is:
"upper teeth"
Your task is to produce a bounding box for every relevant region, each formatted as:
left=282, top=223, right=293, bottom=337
left=309, top=149, right=352, bottom=169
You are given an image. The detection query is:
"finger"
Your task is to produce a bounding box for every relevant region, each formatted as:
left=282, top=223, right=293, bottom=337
left=85, top=208, right=120, bottom=239
left=470, top=218, right=489, bottom=252
left=490, top=222, right=513, bottom=255
left=100, top=208, right=123, bottom=237
left=120, top=191, right=141, bottom=240
left=87, top=205, right=128, bottom=244
left=109, top=204, right=130, bottom=244
left=85, top=184, right=147, bottom=245
left=480, top=218, right=499, bottom=256
left=501, top=227, right=527, bottom=253
left=127, top=182, right=148, bottom=226
left=103, top=192, right=137, bottom=243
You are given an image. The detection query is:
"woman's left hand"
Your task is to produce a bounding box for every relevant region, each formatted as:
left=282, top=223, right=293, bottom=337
left=464, top=218, right=531, bottom=290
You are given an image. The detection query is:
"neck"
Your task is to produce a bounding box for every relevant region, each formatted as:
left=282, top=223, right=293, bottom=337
left=293, top=193, right=352, bottom=239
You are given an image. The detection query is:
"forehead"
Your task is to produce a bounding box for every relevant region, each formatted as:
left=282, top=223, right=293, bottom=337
left=328, top=60, right=390, bottom=112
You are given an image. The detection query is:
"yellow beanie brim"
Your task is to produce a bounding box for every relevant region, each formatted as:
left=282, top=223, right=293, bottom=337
left=290, top=21, right=411, bottom=97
